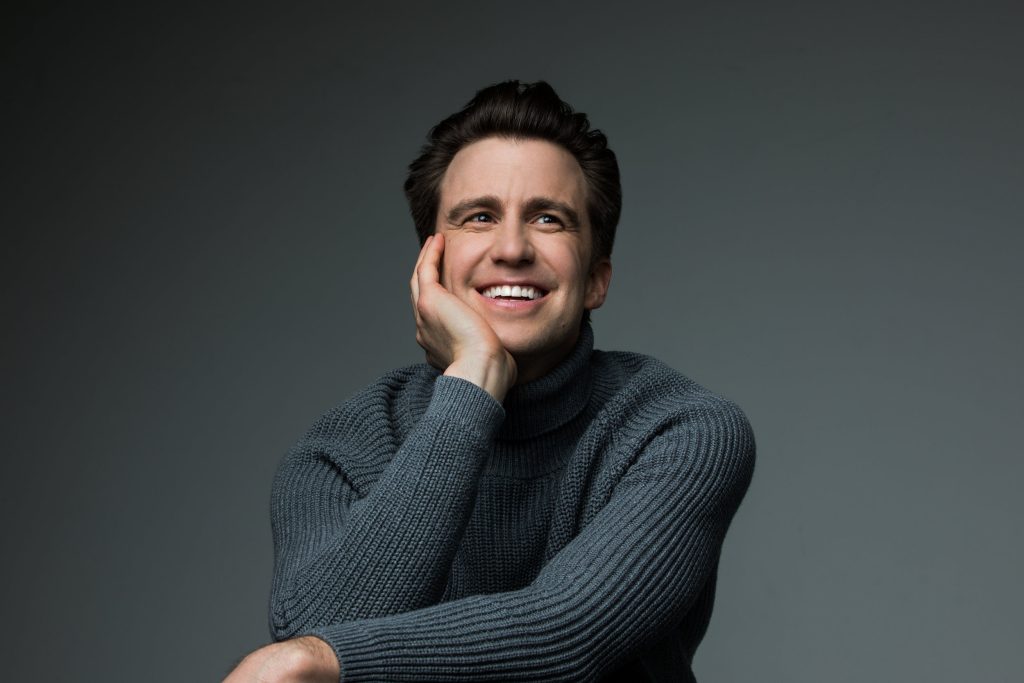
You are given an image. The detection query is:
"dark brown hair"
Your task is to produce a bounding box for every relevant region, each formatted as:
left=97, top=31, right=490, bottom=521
left=403, top=80, right=621, bottom=262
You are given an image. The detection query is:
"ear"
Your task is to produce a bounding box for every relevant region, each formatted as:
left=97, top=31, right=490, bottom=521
left=584, top=258, right=612, bottom=310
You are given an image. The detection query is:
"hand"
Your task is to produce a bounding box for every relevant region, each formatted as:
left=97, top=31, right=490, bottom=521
left=410, top=233, right=516, bottom=401
left=223, top=637, right=339, bottom=683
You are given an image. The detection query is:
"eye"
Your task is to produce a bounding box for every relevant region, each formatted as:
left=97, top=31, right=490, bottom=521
left=467, top=212, right=493, bottom=223
left=534, top=214, right=565, bottom=230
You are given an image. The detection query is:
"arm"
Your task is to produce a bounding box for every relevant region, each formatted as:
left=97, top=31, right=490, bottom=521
left=231, top=233, right=515, bottom=681
left=224, top=636, right=337, bottom=683
left=271, top=233, right=517, bottom=636
left=303, top=407, right=755, bottom=681
left=269, top=374, right=505, bottom=636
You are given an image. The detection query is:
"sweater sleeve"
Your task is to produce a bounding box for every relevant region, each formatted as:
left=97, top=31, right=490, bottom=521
left=304, top=401, right=756, bottom=682
left=269, top=375, right=505, bottom=638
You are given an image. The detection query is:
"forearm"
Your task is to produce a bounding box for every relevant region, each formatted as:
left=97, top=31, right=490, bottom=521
left=306, top=421, right=754, bottom=682
left=309, top=494, right=706, bottom=681
left=223, top=636, right=338, bottom=683
left=270, top=376, right=504, bottom=638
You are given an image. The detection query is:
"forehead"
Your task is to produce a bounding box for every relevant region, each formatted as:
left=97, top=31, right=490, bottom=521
left=439, top=137, right=587, bottom=209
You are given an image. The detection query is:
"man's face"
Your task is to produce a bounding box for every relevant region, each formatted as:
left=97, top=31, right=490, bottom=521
left=436, top=136, right=612, bottom=381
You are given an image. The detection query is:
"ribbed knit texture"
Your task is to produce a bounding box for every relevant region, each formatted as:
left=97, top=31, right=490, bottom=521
left=268, top=324, right=755, bottom=682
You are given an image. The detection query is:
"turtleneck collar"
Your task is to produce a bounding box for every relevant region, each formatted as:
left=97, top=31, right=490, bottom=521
left=498, top=322, right=594, bottom=441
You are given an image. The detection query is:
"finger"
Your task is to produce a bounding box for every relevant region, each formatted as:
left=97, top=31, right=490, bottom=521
left=417, top=232, right=444, bottom=292
left=411, top=235, right=431, bottom=288
left=414, top=234, right=433, bottom=274
left=410, top=235, right=432, bottom=304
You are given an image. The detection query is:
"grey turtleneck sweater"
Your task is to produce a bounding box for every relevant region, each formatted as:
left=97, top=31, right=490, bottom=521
left=268, top=324, right=755, bottom=682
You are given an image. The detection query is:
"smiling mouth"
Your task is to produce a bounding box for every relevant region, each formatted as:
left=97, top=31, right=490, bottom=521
left=479, top=285, right=547, bottom=301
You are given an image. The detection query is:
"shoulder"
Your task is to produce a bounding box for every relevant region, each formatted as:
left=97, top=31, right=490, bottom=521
left=593, top=349, right=750, bottom=422
left=592, top=350, right=756, bottom=513
left=590, top=349, right=756, bottom=468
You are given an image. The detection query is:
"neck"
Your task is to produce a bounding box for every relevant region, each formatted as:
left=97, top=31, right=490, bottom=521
left=499, top=322, right=594, bottom=440
left=511, top=327, right=581, bottom=386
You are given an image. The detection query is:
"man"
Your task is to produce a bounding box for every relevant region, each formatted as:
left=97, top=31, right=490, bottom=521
left=226, top=80, right=755, bottom=682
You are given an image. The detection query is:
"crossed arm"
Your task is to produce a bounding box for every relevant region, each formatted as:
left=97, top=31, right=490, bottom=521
left=229, top=401, right=752, bottom=682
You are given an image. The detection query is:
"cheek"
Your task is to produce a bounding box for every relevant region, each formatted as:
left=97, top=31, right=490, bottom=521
left=439, top=259, right=465, bottom=291
left=549, top=246, right=589, bottom=284
left=441, top=234, right=486, bottom=272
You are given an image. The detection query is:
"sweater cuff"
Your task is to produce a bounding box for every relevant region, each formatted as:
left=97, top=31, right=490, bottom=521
left=424, top=375, right=505, bottom=441
left=308, top=622, right=379, bottom=683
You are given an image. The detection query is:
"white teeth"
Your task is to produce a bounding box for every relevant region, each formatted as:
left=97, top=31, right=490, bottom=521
left=482, top=285, right=542, bottom=300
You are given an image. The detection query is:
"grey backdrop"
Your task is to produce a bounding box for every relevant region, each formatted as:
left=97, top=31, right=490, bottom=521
left=3, top=1, right=1022, bottom=681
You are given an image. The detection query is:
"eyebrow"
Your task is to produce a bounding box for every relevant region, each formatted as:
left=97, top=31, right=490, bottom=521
left=524, top=197, right=582, bottom=229
left=446, top=195, right=503, bottom=224
left=446, top=195, right=582, bottom=229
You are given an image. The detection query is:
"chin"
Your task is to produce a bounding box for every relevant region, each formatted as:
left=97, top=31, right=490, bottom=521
left=494, top=324, right=577, bottom=362
left=492, top=327, right=542, bottom=355
left=496, top=334, right=544, bottom=357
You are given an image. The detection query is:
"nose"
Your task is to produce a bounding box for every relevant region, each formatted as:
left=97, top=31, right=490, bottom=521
left=489, top=219, right=535, bottom=266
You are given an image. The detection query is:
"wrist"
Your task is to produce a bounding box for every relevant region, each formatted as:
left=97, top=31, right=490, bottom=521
left=444, top=351, right=515, bottom=402
left=292, top=636, right=340, bottom=680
